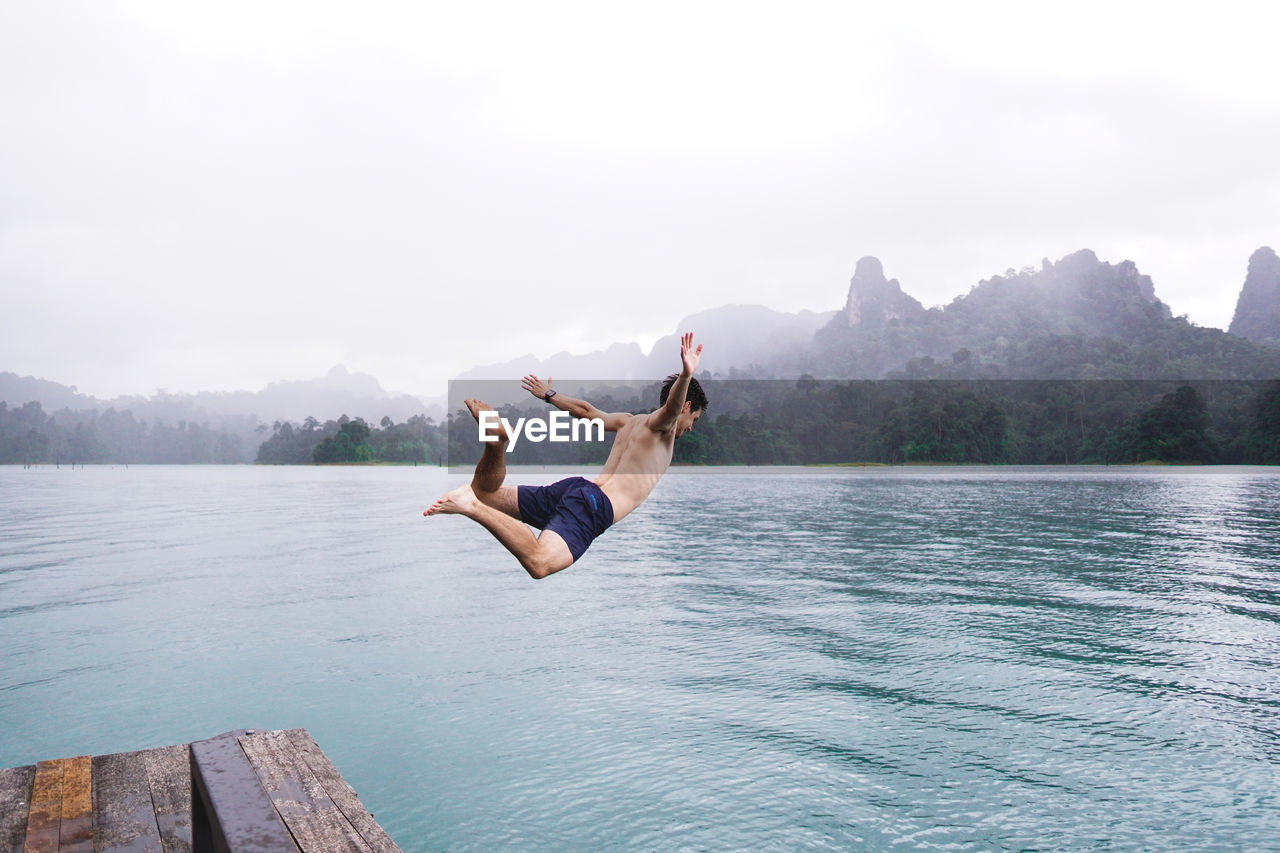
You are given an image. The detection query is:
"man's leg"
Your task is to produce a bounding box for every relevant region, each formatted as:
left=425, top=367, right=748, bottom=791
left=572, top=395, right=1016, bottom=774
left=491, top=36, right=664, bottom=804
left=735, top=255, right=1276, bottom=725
left=428, top=398, right=569, bottom=577
left=465, top=398, right=521, bottom=519
left=425, top=485, right=574, bottom=579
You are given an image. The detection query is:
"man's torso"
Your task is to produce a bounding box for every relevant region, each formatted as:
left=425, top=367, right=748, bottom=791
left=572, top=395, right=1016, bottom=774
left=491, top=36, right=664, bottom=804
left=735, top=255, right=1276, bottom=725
left=592, top=413, right=675, bottom=522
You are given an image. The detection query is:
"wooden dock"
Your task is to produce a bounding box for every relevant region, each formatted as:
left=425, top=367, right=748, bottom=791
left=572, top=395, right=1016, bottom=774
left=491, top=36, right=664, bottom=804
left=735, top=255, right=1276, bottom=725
left=0, top=729, right=402, bottom=852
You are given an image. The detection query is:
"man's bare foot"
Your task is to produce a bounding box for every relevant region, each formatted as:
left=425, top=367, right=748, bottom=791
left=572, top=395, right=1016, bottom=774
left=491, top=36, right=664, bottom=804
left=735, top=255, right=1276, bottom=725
left=424, top=484, right=479, bottom=517
left=465, top=398, right=509, bottom=443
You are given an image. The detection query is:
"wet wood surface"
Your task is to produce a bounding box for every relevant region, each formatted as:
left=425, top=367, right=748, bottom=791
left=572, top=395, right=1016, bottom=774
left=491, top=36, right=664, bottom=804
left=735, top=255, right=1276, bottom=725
left=279, top=731, right=399, bottom=853
left=0, top=764, right=37, bottom=853
left=0, top=730, right=399, bottom=852
left=91, top=750, right=168, bottom=851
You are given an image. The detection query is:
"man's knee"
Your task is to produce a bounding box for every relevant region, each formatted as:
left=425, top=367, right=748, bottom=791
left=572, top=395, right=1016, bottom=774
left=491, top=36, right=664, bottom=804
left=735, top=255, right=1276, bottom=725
left=521, top=549, right=573, bottom=580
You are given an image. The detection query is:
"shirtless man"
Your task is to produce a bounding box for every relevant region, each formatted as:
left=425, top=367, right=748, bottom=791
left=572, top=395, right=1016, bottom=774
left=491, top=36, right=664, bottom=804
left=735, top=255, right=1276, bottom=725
left=425, top=332, right=707, bottom=579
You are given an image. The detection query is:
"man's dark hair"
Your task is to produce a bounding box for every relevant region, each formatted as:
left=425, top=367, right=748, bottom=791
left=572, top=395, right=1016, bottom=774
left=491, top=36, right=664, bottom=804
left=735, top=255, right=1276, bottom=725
left=659, top=374, right=708, bottom=412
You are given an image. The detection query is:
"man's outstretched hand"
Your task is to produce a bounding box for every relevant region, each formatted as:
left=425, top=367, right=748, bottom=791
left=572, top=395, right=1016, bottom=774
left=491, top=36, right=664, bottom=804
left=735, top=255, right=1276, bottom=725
left=680, top=332, right=702, bottom=375
left=521, top=374, right=553, bottom=400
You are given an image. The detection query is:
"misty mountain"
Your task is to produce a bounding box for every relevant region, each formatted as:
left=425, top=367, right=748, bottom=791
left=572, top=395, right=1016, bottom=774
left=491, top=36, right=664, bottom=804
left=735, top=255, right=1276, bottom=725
left=0, top=365, right=445, bottom=427
left=458, top=304, right=835, bottom=381
left=803, top=249, right=1280, bottom=380
left=458, top=342, right=651, bottom=381
left=0, top=372, right=100, bottom=412
left=638, top=304, right=836, bottom=376
left=144, top=365, right=445, bottom=424
left=445, top=247, right=1280, bottom=391
left=1229, top=246, right=1280, bottom=345
left=825, top=256, right=928, bottom=330
left=454, top=247, right=1280, bottom=387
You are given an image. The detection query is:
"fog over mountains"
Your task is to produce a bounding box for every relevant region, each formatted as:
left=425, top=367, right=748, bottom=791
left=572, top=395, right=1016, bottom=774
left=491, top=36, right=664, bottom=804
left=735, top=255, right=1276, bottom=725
left=458, top=304, right=836, bottom=381
left=0, top=365, right=444, bottom=428
left=466, top=246, right=1280, bottom=383
left=5, top=247, right=1280, bottom=428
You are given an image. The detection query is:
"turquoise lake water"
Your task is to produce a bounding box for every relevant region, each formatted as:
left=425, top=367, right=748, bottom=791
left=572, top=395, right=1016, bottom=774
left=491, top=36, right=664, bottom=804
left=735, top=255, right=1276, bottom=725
left=2, top=465, right=1279, bottom=850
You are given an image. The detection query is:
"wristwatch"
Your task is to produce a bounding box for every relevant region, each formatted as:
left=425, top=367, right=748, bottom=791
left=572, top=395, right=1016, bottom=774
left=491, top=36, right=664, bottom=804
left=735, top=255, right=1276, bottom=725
left=543, top=390, right=557, bottom=402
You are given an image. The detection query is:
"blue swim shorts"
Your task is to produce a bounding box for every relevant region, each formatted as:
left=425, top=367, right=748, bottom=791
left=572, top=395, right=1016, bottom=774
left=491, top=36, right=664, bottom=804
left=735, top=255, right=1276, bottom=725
left=517, top=476, right=615, bottom=563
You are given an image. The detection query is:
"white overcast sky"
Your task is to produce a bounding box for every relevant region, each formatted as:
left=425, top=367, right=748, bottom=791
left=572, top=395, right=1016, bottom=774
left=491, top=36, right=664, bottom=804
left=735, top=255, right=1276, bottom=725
left=2, top=1, right=1278, bottom=399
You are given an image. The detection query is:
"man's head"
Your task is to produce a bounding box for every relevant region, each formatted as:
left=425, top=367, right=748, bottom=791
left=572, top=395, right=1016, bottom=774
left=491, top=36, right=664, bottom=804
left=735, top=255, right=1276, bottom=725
left=659, top=374, right=708, bottom=436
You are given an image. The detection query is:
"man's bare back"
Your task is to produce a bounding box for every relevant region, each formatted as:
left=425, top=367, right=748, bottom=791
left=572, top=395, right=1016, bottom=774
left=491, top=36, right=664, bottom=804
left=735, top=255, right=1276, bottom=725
left=425, top=333, right=706, bottom=579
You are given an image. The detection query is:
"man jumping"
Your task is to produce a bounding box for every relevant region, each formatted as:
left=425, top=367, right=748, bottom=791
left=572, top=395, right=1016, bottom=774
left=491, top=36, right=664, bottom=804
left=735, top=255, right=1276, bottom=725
left=425, top=332, right=707, bottom=579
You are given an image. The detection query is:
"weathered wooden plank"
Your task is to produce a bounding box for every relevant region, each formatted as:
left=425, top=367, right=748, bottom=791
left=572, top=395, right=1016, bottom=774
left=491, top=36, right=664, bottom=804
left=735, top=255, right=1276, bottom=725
left=282, top=731, right=401, bottom=853
left=0, top=764, right=37, bottom=853
left=24, top=759, right=62, bottom=853
left=60, top=754, right=94, bottom=852
left=3, top=728, right=397, bottom=853
left=142, top=746, right=191, bottom=853
left=189, top=731, right=299, bottom=853
left=93, top=751, right=163, bottom=852
left=238, top=731, right=370, bottom=853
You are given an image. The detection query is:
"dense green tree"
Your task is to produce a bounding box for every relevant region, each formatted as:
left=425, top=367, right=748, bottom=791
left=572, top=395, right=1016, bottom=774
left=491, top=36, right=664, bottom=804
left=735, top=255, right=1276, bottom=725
left=311, top=418, right=375, bottom=463
left=256, top=418, right=333, bottom=464
left=368, top=415, right=443, bottom=463
left=1246, top=379, right=1280, bottom=463
left=1125, top=385, right=1217, bottom=463
left=254, top=413, right=447, bottom=465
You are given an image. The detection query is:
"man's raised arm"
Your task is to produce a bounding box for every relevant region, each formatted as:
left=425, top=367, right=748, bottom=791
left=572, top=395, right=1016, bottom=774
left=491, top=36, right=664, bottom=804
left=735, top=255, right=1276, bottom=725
left=521, top=374, right=632, bottom=432
left=648, top=332, right=702, bottom=433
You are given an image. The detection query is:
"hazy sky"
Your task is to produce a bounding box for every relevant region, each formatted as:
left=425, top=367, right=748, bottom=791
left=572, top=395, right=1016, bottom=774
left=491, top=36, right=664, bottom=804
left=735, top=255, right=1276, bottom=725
left=3, top=1, right=1278, bottom=399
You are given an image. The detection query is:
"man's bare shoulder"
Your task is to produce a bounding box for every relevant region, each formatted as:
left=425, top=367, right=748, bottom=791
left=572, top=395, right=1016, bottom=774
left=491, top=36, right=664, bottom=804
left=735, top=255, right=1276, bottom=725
left=594, top=410, right=637, bottom=432
left=607, top=411, right=656, bottom=436
left=636, top=409, right=675, bottom=434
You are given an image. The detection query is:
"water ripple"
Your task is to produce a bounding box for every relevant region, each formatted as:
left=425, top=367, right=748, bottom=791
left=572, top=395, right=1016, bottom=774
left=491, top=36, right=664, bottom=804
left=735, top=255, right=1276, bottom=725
left=3, top=465, right=1280, bottom=850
